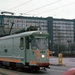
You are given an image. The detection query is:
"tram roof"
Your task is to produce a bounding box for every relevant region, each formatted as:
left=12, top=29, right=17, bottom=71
left=0, top=31, right=49, bottom=40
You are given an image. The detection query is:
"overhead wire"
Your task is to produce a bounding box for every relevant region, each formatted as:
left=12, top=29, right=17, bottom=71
left=0, top=0, right=33, bottom=35
left=0, top=0, right=62, bottom=16
left=0, top=0, right=62, bottom=35
left=7, top=0, right=32, bottom=11
left=36, top=1, right=75, bottom=15
left=0, top=0, right=32, bottom=34
left=0, top=0, right=75, bottom=34
left=1, top=0, right=75, bottom=17
left=25, top=0, right=62, bottom=13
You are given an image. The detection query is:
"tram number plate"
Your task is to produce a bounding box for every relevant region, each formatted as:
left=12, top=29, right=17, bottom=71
left=40, top=51, right=45, bottom=53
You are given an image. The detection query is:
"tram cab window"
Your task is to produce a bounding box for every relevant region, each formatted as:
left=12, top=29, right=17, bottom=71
left=20, top=37, right=24, bottom=50
left=31, top=37, right=48, bottom=50
left=26, top=37, right=29, bottom=49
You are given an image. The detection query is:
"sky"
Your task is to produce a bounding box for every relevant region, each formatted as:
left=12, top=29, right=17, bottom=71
left=0, top=0, right=75, bottom=19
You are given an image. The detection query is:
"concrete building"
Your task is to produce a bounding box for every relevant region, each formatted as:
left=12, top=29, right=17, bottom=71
left=0, top=14, right=75, bottom=46
left=47, top=17, right=74, bottom=46
left=53, top=19, right=74, bottom=44
left=0, top=15, right=48, bottom=35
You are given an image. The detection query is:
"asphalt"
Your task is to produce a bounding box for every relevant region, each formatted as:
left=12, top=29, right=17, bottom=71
left=50, top=56, right=75, bottom=67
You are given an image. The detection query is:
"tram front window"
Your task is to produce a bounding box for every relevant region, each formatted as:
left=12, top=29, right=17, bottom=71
left=31, top=37, right=48, bottom=50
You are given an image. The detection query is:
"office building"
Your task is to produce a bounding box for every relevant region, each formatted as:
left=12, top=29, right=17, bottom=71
left=0, top=15, right=75, bottom=45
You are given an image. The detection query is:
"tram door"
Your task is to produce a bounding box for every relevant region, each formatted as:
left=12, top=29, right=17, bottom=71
left=25, top=36, right=36, bottom=65
left=25, top=37, right=30, bottom=64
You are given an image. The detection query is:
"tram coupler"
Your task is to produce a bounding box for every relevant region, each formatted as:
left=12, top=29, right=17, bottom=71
left=48, top=66, right=50, bottom=69
left=43, top=67, right=46, bottom=71
left=46, top=66, right=50, bottom=69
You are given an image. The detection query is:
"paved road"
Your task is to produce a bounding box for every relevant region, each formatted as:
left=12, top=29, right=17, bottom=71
left=0, top=57, right=75, bottom=75
left=0, top=66, right=70, bottom=75
left=50, top=56, right=75, bottom=67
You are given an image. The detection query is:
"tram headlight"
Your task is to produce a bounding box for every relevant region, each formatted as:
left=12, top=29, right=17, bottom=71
left=42, top=55, right=45, bottom=58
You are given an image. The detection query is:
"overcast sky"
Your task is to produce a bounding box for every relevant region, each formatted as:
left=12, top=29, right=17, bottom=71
left=0, top=0, right=75, bottom=19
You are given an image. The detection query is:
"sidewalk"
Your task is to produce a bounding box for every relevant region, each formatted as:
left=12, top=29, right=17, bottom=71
left=50, top=56, right=75, bottom=67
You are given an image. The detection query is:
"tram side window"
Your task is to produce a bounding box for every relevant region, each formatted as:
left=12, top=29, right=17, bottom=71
left=26, top=37, right=29, bottom=49
left=20, top=37, right=24, bottom=50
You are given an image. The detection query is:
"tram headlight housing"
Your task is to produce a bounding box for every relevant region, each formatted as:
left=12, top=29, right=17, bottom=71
left=42, top=55, right=45, bottom=58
